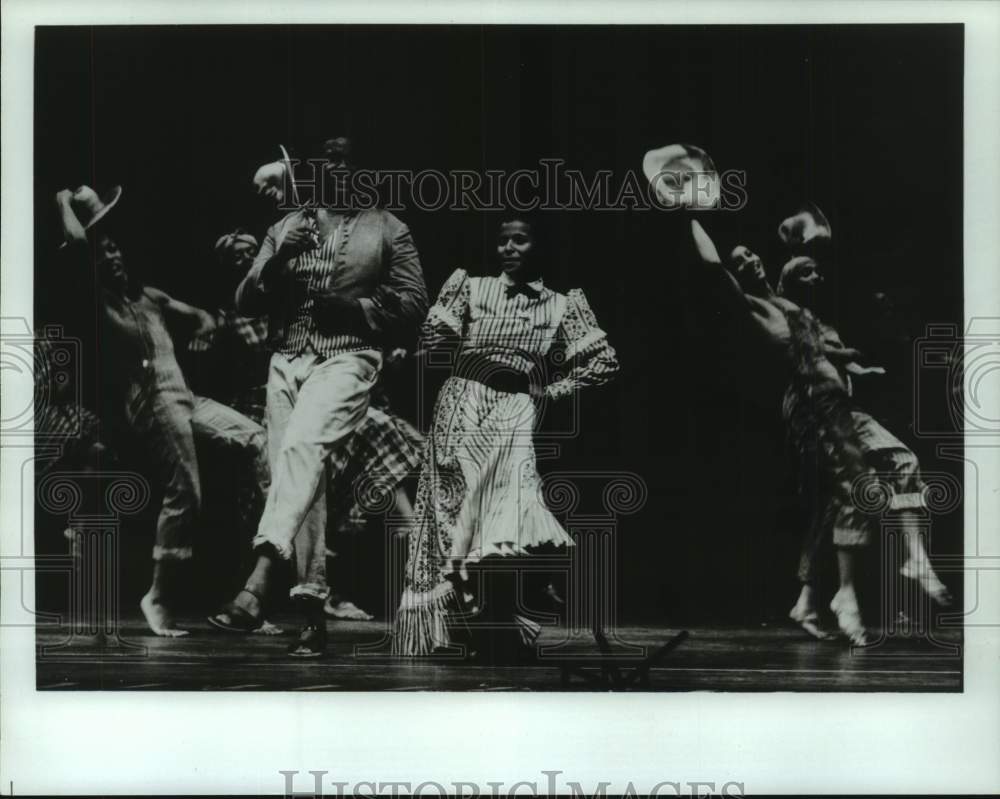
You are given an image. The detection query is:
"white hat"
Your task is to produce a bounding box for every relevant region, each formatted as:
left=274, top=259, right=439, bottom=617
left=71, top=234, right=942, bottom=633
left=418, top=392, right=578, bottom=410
left=642, top=143, right=720, bottom=210
left=55, top=185, right=122, bottom=249
left=778, top=202, right=832, bottom=250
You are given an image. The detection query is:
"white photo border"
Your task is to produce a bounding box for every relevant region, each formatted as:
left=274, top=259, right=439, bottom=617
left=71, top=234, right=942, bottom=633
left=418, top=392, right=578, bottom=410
left=2, top=1, right=998, bottom=795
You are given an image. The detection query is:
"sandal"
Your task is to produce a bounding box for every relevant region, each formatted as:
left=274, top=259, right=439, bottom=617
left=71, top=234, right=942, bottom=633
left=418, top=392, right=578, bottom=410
left=288, top=624, right=327, bottom=658
left=206, top=589, right=264, bottom=633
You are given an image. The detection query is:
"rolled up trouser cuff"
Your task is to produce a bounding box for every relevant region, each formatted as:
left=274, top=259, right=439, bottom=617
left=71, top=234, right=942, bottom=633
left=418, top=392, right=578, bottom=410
left=889, top=491, right=926, bottom=512
left=289, top=583, right=330, bottom=602
left=252, top=533, right=292, bottom=560
left=153, top=545, right=193, bottom=561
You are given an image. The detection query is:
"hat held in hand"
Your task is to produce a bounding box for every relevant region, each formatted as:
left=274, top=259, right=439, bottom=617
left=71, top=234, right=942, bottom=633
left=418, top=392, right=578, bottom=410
left=253, top=160, right=289, bottom=204
left=642, top=143, right=720, bottom=210
left=778, top=202, right=832, bottom=251
left=55, top=184, right=122, bottom=248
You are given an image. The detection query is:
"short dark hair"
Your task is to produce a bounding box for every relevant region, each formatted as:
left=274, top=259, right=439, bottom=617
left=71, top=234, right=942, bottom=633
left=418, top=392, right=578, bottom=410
left=497, top=209, right=543, bottom=237
left=494, top=209, right=551, bottom=272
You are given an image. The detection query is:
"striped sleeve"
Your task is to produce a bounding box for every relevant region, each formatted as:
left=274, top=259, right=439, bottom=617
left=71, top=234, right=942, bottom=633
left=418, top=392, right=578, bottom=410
left=544, top=288, right=620, bottom=400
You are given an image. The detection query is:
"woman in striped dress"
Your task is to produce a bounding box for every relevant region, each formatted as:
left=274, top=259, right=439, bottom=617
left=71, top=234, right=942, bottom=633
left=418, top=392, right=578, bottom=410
left=394, top=214, right=620, bottom=656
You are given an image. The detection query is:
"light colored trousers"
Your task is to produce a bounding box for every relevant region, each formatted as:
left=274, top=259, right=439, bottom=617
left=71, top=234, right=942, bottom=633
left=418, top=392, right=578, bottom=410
left=129, top=388, right=267, bottom=562
left=253, top=349, right=382, bottom=599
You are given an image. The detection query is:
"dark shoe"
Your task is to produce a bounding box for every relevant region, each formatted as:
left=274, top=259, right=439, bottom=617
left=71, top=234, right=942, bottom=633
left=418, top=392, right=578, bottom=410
left=206, top=589, right=265, bottom=633
left=287, top=624, right=327, bottom=658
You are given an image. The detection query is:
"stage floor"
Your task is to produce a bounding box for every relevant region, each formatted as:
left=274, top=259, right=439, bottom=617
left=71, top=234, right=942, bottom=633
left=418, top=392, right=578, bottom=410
left=34, top=614, right=962, bottom=692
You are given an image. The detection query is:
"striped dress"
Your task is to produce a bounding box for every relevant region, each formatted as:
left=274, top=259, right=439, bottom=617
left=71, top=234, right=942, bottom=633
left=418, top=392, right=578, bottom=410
left=394, top=268, right=620, bottom=655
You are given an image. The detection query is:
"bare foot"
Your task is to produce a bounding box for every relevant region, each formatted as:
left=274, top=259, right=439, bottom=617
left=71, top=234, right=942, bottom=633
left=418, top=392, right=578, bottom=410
left=140, top=593, right=189, bottom=638
left=789, top=601, right=834, bottom=641
left=323, top=599, right=374, bottom=621
left=900, top=559, right=953, bottom=607
left=252, top=619, right=284, bottom=635
left=830, top=589, right=870, bottom=646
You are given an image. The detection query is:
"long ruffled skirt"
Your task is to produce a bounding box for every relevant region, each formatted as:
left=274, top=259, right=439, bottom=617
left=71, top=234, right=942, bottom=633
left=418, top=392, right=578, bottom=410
left=393, top=377, right=573, bottom=655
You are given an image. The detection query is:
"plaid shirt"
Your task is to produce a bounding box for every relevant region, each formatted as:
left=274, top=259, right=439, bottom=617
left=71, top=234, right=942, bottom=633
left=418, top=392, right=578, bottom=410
left=34, top=333, right=102, bottom=471
left=188, top=310, right=270, bottom=353
left=185, top=309, right=271, bottom=404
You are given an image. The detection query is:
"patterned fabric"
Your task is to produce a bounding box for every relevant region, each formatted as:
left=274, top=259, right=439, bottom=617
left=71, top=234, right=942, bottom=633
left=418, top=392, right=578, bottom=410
left=272, top=218, right=360, bottom=358
left=192, top=311, right=424, bottom=539
left=785, top=381, right=870, bottom=582
left=34, top=335, right=103, bottom=474
left=232, top=385, right=268, bottom=428
left=233, top=392, right=423, bottom=538
left=35, top=401, right=100, bottom=444
left=547, top=287, right=621, bottom=400
left=394, top=268, right=620, bottom=655
left=325, top=407, right=424, bottom=533
left=781, top=307, right=929, bottom=582
left=423, top=268, right=620, bottom=399
left=851, top=411, right=927, bottom=512
left=235, top=208, right=429, bottom=356
left=188, top=311, right=269, bottom=353
left=781, top=305, right=870, bottom=578
left=214, top=231, right=258, bottom=257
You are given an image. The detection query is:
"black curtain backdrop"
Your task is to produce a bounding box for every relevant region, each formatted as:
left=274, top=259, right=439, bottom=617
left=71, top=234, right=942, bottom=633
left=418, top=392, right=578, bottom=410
left=34, top=24, right=963, bottom=624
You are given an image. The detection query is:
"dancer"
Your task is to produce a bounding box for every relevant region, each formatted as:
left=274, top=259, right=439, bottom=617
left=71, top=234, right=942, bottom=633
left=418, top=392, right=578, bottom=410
left=54, top=185, right=269, bottom=637
left=249, top=161, right=427, bottom=618
left=772, top=250, right=953, bottom=642
left=691, top=217, right=951, bottom=645
left=202, top=225, right=422, bottom=626
left=394, top=212, right=620, bottom=657
left=210, top=136, right=429, bottom=657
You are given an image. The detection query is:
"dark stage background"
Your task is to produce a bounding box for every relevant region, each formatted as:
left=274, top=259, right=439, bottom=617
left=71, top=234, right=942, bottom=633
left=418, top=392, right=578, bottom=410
left=34, top=24, right=964, bottom=624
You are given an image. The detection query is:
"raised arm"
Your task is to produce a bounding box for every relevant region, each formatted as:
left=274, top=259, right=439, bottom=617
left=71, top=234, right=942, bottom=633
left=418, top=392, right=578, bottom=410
left=690, top=219, right=755, bottom=311
left=234, top=213, right=315, bottom=316
left=689, top=219, right=791, bottom=338
left=51, top=191, right=107, bottom=313
left=55, top=190, right=88, bottom=247
left=143, top=287, right=216, bottom=339
left=543, top=289, right=620, bottom=401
